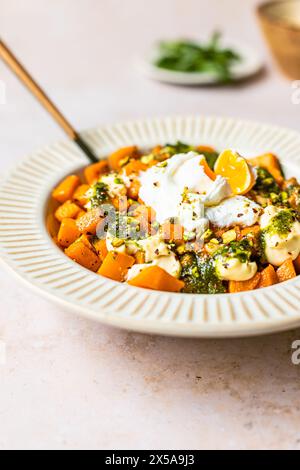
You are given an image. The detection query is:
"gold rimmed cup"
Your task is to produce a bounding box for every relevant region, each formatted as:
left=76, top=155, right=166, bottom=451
left=257, top=0, right=300, bottom=79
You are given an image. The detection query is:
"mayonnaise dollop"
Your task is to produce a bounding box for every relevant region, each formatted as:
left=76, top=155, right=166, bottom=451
left=126, top=252, right=181, bottom=280
left=260, top=206, right=300, bottom=266
left=215, top=256, right=258, bottom=281
left=139, top=152, right=231, bottom=236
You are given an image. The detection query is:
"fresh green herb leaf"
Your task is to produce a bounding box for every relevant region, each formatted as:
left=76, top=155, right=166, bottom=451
left=201, top=151, right=219, bottom=170
left=162, top=141, right=196, bottom=156
left=154, top=33, right=241, bottom=83
left=253, top=167, right=280, bottom=196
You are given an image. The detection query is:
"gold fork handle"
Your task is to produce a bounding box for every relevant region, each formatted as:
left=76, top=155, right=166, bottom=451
left=0, top=39, right=98, bottom=162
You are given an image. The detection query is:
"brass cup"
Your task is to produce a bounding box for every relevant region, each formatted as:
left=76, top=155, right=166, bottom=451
left=257, top=0, right=300, bottom=79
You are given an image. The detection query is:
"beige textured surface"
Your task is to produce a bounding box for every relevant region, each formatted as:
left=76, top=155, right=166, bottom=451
left=0, top=0, right=300, bottom=450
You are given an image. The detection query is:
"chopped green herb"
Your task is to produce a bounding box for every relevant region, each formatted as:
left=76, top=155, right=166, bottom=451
left=154, top=32, right=241, bottom=83
left=180, top=252, right=226, bottom=294
left=108, top=213, right=148, bottom=241
left=214, top=239, right=252, bottom=264
left=162, top=141, right=196, bottom=156
left=265, top=209, right=298, bottom=237
left=90, top=182, right=109, bottom=207
left=285, top=180, right=300, bottom=210
left=114, top=177, right=123, bottom=185
left=158, top=161, right=168, bottom=168
left=253, top=167, right=280, bottom=196
left=258, top=231, right=267, bottom=264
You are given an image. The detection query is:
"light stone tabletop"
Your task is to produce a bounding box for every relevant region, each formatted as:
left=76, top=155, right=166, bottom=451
left=0, top=0, right=300, bottom=450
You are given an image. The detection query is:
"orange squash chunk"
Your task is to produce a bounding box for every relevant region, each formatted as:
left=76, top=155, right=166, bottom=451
left=77, top=234, right=94, bottom=249
left=65, top=240, right=101, bottom=272
left=229, top=272, right=261, bottom=293
left=151, top=145, right=163, bottom=154
left=76, top=209, right=87, bottom=219
left=98, top=252, right=135, bottom=282
left=248, top=153, right=283, bottom=185
left=73, top=184, right=90, bottom=207
left=258, top=265, right=278, bottom=288
left=277, top=259, right=296, bottom=283
left=57, top=218, right=81, bottom=248
left=76, top=208, right=104, bottom=235
left=108, top=146, right=139, bottom=171
left=123, top=160, right=147, bottom=175
left=84, top=161, right=109, bottom=185
left=128, top=266, right=185, bottom=292
left=214, top=225, right=240, bottom=239
left=240, top=225, right=261, bottom=238
left=47, top=213, right=60, bottom=239
left=127, top=178, right=141, bottom=200
left=135, top=251, right=146, bottom=264
left=55, top=201, right=81, bottom=222
left=197, top=145, right=216, bottom=153
left=93, top=238, right=108, bottom=262
left=52, top=175, right=80, bottom=203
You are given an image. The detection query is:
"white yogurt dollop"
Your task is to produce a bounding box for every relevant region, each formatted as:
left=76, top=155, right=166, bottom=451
left=139, top=152, right=231, bottom=235
left=206, top=196, right=262, bottom=228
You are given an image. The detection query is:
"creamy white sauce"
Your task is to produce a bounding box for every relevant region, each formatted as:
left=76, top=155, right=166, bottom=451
left=127, top=264, right=150, bottom=281
left=215, top=257, right=258, bottom=281
left=106, top=230, right=140, bottom=255
left=139, top=152, right=231, bottom=236
left=106, top=232, right=126, bottom=253
left=127, top=252, right=181, bottom=280
left=106, top=230, right=174, bottom=266
left=206, top=196, right=261, bottom=228
left=138, top=233, right=171, bottom=262
left=260, top=206, right=300, bottom=266
left=260, top=206, right=282, bottom=229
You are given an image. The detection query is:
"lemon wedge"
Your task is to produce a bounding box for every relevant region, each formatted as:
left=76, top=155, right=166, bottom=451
left=214, top=149, right=255, bottom=195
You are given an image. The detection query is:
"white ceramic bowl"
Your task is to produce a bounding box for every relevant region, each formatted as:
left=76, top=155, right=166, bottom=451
left=1, top=116, right=300, bottom=338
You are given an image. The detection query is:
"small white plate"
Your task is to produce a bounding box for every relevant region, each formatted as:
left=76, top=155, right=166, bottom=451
left=1, top=116, right=300, bottom=338
left=137, top=41, right=264, bottom=85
